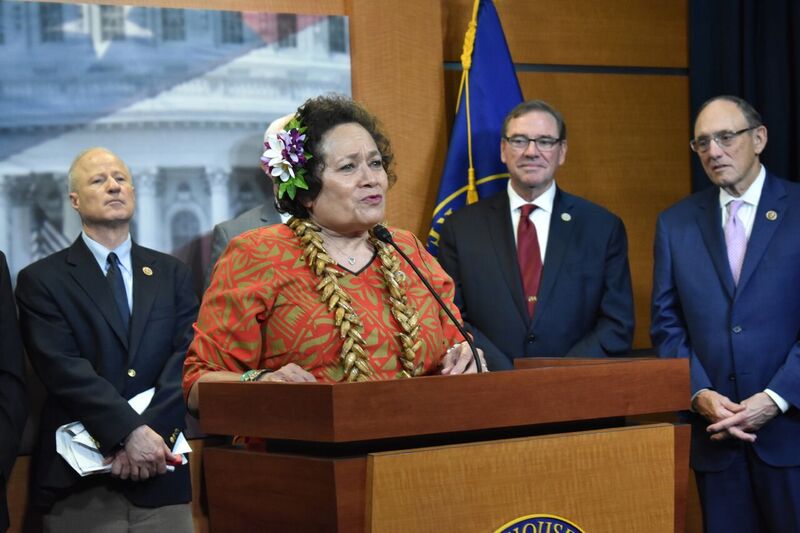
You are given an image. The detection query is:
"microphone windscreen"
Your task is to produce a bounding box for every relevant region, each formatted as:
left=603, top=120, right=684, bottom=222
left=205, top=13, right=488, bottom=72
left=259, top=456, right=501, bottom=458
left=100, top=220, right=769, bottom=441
left=372, top=224, right=394, bottom=244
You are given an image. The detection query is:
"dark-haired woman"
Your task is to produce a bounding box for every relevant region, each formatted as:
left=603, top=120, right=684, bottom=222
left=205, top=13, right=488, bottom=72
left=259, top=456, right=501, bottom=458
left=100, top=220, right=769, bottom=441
left=183, top=95, right=484, bottom=413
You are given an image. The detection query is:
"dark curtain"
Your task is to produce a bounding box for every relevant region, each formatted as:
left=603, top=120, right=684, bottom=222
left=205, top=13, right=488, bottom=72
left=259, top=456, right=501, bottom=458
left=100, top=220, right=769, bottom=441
left=689, top=0, right=800, bottom=191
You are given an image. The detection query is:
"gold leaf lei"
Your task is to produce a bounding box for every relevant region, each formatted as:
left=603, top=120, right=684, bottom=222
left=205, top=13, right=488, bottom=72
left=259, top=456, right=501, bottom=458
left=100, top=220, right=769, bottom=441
left=289, top=217, right=422, bottom=381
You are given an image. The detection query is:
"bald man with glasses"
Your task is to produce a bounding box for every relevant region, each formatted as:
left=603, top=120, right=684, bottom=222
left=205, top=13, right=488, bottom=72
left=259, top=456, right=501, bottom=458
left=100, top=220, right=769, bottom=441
left=652, top=95, right=800, bottom=532
left=438, top=99, right=634, bottom=371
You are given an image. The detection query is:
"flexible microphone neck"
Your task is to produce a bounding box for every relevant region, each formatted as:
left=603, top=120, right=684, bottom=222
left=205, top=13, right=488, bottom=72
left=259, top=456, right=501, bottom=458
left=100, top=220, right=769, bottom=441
left=372, top=225, right=483, bottom=373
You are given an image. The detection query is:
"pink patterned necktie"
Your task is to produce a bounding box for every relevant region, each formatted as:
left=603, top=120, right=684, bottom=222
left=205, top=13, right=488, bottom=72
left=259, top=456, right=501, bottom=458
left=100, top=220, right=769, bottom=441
left=724, top=200, right=747, bottom=285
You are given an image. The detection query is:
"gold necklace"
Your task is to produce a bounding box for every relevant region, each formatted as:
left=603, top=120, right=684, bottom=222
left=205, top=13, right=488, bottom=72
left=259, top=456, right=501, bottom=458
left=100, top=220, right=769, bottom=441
left=289, top=217, right=422, bottom=381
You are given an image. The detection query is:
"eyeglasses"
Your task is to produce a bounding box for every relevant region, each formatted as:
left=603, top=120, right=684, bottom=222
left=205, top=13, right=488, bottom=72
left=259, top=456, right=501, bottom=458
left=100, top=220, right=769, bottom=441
left=504, top=135, right=562, bottom=152
left=689, top=126, right=759, bottom=153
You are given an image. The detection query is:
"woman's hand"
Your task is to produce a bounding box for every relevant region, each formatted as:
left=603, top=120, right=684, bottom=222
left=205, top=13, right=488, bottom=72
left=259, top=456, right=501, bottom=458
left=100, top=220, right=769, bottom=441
left=261, top=362, right=317, bottom=382
left=440, top=342, right=487, bottom=375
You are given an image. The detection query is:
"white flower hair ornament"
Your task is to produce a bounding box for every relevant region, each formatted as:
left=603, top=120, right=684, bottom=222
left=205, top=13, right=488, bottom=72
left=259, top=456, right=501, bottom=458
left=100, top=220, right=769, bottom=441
left=260, top=116, right=312, bottom=200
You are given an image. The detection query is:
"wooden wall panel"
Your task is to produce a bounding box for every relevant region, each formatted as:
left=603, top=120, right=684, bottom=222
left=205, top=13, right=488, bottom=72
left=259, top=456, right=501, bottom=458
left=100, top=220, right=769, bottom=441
left=518, top=72, right=690, bottom=348
left=348, top=0, right=448, bottom=235
left=442, top=0, right=688, bottom=67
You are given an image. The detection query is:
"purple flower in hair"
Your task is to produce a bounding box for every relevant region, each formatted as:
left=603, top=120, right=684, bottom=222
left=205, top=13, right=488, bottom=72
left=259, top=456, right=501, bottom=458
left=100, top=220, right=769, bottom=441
left=260, top=118, right=312, bottom=200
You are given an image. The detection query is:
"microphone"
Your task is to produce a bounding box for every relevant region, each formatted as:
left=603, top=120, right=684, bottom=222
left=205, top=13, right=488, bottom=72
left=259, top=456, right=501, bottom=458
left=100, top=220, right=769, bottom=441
left=372, top=224, right=484, bottom=373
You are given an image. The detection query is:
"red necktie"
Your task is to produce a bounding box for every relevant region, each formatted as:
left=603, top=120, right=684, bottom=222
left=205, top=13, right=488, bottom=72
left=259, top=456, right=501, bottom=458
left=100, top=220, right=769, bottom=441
left=517, top=204, right=542, bottom=318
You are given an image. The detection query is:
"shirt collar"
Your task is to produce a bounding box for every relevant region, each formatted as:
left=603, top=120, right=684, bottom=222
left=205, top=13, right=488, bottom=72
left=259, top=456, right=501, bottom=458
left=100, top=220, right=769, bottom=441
left=507, top=179, right=556, bottom=213
left=81, top=232, right=133, bottom=274
left=719, top=165, right=766, bottom=209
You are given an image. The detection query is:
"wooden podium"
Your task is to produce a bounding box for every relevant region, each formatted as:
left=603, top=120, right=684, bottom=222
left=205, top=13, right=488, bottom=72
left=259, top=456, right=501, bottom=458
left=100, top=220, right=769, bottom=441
left=199, top=358, right=689, bottom=532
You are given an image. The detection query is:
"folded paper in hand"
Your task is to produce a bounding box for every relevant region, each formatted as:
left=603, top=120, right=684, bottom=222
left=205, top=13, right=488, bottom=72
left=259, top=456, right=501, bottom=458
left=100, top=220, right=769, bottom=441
left=56, top=388, right=192, bottom=477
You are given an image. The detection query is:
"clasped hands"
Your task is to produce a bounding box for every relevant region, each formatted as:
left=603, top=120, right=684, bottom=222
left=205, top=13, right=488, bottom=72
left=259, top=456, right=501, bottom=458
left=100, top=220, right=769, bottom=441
left=105, top=425, right=180, bottom=481
left=694, top=389, right=779, bottom=442
left=440, top=341, right=487, bottom=375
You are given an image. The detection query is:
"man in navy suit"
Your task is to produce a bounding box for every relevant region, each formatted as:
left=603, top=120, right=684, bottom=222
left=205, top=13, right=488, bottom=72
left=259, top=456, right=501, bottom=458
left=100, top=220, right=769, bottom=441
left=0, top=251, right=26, bottom=533
left=652, top=95, right=800, bottom=532
left=16, top=148, right=198, bottom=532
left=438, top=100, right=634, bottom=370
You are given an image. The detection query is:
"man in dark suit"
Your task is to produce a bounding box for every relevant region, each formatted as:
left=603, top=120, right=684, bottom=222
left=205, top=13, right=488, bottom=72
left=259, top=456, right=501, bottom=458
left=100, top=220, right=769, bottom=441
left=16, top=148, right=198, bottom=532
left=0, top=251, right=26, bottom=533
left=438, top=100, right=634, bottom=370
left=652, top=95, right=800, bottom=532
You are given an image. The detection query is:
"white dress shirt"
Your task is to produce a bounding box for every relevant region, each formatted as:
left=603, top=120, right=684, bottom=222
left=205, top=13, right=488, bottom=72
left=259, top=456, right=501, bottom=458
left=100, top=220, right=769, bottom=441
left=82, top=232, right=134, bottom=312
left=718, top=165, right=765, bottom=238
left=507, top=180, right=557, bottom=263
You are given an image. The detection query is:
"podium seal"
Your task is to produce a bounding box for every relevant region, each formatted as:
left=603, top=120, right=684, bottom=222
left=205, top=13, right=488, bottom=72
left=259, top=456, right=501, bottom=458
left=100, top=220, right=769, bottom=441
left=495, top=514, right=585, bottom=533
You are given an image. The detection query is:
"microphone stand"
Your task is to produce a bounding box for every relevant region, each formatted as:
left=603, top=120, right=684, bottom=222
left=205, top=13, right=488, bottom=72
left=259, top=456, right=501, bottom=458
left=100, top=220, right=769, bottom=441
left=372, top=225, right=484, bottom=373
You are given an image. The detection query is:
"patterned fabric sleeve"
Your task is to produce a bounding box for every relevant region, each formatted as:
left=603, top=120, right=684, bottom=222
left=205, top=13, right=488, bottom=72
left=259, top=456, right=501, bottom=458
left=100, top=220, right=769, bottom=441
left=183, top=230, right=273, bottom=398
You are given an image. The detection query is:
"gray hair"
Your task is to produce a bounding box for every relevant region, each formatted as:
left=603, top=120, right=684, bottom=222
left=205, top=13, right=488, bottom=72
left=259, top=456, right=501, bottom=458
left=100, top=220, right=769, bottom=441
left=503, top=100, right=567, bottom=140
left=67, top=147, right=131, bottom=192
left=695, top=95, right=763, bottom=129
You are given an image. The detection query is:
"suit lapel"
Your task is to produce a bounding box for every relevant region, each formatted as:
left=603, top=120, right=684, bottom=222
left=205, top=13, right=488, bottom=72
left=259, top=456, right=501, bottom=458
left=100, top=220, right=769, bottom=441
left=67, top=238, right=129, bottom=349
left=128, top=244, right=159, bottom=364
left=696, top=187, right=735, bottom=298
left=532, top=188, right=575, bottom=328
left=485, top=193, right=529, bottom=323
left=737, top=173, right=786, bottom=293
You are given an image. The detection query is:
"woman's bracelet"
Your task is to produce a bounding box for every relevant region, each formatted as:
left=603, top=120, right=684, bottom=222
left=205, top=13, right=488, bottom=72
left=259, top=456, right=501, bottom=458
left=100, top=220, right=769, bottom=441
left=241, top=369, right=269, bottom=382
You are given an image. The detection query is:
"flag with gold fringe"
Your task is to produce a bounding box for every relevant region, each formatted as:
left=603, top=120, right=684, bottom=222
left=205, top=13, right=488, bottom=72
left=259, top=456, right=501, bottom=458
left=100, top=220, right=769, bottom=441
left=426, top=0, right=522, bottom=254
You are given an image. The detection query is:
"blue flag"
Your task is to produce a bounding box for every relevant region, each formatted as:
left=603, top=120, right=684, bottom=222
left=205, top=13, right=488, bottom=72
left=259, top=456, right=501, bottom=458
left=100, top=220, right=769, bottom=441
left=427, top=0, right=522, bottom=254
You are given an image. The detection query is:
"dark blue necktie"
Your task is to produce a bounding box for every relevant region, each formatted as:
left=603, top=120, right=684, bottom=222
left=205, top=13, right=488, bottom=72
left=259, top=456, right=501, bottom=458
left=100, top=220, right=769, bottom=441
left=106, top=252, right=130, bottom=333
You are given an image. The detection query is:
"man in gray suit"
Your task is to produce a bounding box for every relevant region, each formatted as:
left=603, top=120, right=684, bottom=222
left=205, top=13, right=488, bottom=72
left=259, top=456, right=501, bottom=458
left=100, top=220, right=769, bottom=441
left=205, top=116, right=292, bottom=287
left=205, top=202, right=284, bottom=285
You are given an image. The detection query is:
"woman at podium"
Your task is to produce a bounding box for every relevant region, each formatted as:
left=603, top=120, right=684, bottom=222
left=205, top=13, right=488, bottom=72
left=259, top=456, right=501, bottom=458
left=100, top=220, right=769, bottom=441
left=183, top=95, right=484, bottom=413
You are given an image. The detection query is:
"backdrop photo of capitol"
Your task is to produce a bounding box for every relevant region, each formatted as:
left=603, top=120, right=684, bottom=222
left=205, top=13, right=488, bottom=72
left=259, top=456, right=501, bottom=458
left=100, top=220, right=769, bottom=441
left=0, top=1, right=351, bottom=290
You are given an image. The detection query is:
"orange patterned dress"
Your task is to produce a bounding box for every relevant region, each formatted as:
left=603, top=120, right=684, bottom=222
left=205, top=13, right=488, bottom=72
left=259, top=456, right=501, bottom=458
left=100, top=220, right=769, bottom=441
left=183, top=223, right=464, bottom=396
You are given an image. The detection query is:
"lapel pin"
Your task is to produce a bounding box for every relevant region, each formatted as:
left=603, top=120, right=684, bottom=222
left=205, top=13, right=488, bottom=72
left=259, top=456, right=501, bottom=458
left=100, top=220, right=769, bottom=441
left=765, top=210, right=778, bottom=221
left=142, top=266, right=153, bottom=276
left=560, top=213, right=572, bottom=222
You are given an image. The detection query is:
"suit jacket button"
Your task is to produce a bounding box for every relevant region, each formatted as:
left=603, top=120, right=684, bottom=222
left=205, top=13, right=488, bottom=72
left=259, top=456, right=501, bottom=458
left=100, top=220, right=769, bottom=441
left=526, top=334, right=535, bottom=343
left=728, top=374, right=736, bottom=381
left=127, top=368, right=136, bottom=378
left=732, top=325, right=742, bottom=333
